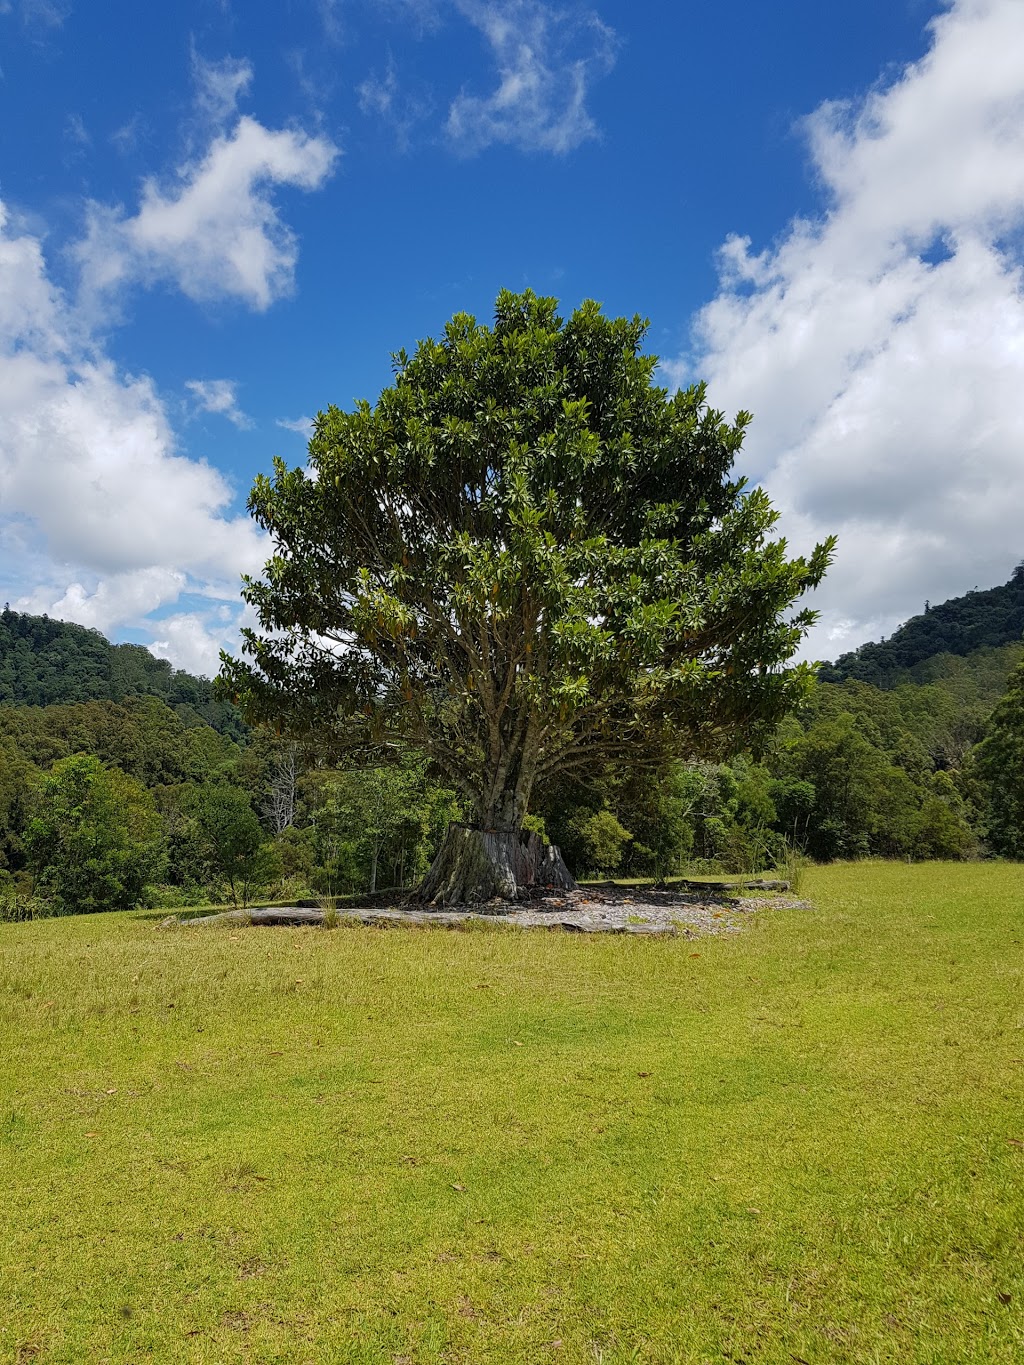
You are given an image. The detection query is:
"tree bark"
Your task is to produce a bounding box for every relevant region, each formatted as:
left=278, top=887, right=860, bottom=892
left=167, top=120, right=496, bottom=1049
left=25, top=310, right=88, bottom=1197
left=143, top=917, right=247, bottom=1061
left=414, top=823, right=577, bottom=906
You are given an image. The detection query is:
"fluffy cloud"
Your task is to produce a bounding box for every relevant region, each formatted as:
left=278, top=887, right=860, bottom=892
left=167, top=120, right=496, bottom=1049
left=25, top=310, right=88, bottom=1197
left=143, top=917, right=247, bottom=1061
left=670, top=0, right=1024, bottom=659
left=148, top=610, right=250, bottom=678
left=446, top=0, right=616, bottom=154
left=0, top=204, right=268, bottom=676
left=186, top=378, right=253, bottom=429
left=0, top=54, right=339, bottom=675
left=76, top=114, right=338, bottom=311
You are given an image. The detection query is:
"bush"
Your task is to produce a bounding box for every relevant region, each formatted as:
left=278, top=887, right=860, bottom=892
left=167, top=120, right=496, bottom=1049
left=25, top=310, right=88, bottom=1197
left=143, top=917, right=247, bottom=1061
left=913, top=797, right=975, bottom=860
left=0, top=887, right=57, bottom=922
left=573, top=809, right=633, bottom=875
left=25, top=754, right=164, bottom=915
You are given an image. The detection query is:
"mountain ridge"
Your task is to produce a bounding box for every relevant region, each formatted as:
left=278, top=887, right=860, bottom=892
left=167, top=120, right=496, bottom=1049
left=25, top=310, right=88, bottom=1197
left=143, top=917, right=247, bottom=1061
left=820, top=564, right=1024, bottom=689
left=0, top=607, right=243, bottom=738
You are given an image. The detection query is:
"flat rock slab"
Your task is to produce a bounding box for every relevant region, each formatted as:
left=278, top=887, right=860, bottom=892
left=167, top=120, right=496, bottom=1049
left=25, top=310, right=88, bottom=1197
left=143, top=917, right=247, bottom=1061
left=167, top=887, right=809, bottom=938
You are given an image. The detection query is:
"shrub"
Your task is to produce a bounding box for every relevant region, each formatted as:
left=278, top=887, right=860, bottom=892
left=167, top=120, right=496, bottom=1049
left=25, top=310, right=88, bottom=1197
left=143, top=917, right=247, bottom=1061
left=25, top=754, right=164, bottom=915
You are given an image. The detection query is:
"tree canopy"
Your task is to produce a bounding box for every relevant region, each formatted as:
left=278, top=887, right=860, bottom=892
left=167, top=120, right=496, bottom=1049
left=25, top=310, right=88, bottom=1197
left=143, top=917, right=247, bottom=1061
left=221, top=290, right=834, bottom=900
left=0, top=606, right=244, bottom=737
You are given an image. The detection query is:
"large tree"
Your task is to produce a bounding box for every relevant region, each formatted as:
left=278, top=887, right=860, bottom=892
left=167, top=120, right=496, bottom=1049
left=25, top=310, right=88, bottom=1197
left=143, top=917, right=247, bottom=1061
left=221, top=291, right=833, bottom=903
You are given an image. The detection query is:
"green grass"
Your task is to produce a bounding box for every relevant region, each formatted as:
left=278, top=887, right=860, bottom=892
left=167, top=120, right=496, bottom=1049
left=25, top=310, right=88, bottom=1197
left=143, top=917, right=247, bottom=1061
left=1, top=862, right=1023, bottom=1364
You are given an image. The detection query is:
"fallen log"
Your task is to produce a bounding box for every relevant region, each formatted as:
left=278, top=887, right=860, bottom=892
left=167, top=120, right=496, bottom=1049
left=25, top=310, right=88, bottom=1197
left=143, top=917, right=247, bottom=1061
left=176, top=906, right=325, bottom=928
left=163, top=905, right=681, bottom=934
left=671, top=877, right=790, bottom=893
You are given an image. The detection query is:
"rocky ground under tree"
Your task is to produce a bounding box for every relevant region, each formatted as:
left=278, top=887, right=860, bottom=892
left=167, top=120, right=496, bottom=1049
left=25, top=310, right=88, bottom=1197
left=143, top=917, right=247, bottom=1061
left=166, top=880, right=809, bottom=936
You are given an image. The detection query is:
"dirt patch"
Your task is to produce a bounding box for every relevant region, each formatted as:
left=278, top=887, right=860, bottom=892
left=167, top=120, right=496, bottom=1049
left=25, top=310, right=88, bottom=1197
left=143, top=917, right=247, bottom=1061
left=168, top=884, right=810, bottom=936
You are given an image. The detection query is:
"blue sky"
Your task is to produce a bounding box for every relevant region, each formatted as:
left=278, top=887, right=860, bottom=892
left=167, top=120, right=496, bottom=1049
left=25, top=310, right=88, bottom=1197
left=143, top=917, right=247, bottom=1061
left=2, top=0, right=1023, bottom=673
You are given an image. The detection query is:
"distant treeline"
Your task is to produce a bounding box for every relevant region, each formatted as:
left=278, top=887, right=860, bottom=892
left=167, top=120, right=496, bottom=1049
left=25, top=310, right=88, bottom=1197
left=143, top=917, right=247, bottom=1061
left=1, top=571, right=1023, bottom=917
left=0, top=607, right=244, bottom=738
left=820, top=562, right=1024, bottom=687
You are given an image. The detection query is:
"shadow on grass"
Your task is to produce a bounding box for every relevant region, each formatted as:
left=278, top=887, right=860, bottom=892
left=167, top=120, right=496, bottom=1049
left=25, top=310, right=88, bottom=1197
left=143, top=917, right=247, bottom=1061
left=135, top=887, right=414, bottom=923
left=138, top=876, right=787, bottom=926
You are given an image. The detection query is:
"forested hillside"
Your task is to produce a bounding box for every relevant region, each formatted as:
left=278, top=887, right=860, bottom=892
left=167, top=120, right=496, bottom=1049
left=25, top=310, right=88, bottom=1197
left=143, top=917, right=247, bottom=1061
left=0, top=607, right=243, bottom=737
left=821, top=563, right=1024, bottom=687
left=0, top=610, right=459, bottom=916
left=1, top=570, right=1023, bottom=920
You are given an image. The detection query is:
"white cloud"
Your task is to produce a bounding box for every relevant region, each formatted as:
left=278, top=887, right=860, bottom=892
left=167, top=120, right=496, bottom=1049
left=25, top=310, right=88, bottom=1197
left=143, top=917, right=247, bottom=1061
left=149, top=612, right=240, bottom=678
left=64, top=113, right=91, bottom=150
left=9, top=0, right=70, bottom=29
left=276, top=415, right=314, bottom=435
left=0, top=203, right=268, bottom=676
left=446, top=0, right=616, bottom=155
left=317, top=0, right=343, bottom=45
left=670, top=0, right=1024, bottom=660
left=358, top=55, right=435, bottom=152
left=186, top=378, right=253, bottom=429
left=76, top=114, right=339, bottom=312
left=191, top=51, right=253, bottom=128
left=110, top=115, right=144, bottom=155
left=358, top=60, right=399, bottom=119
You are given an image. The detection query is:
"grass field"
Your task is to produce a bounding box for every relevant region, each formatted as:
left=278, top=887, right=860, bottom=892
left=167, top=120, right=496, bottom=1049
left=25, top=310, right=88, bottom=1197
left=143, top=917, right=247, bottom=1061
left=1, top=863, right=1023, bottom=1364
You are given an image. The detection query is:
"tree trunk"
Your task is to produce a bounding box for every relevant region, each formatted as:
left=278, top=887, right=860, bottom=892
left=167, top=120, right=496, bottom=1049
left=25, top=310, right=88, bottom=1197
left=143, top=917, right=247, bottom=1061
left=414, top=823, right=577, bottom=906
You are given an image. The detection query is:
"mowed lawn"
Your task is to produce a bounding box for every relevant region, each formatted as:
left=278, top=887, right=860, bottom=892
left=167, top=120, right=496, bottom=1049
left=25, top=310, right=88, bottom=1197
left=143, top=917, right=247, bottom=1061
left=1, top=865, right=1023, bottom=1364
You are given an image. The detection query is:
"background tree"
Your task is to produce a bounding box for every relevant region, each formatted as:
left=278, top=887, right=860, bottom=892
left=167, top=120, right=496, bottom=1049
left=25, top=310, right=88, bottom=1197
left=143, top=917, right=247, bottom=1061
left=25, top=754, right=164, bottom=915
left=309, top=758, right=460, bottom=895
left=194, top=784, right=278, bottom=909
left=221, top=290, right=834, bottom=902
left=570, top=808, right=633, bottom=876
left=974, top=660, right=1024, bottom=857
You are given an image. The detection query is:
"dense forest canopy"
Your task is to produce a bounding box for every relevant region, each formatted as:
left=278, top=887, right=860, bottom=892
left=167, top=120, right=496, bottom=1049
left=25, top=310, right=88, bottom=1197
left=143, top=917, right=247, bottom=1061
left=0, top=607, right=245, bottom=738
left=2, top=555, right=1024, bottom=917
left=821, top=564, right=1024, bottom=687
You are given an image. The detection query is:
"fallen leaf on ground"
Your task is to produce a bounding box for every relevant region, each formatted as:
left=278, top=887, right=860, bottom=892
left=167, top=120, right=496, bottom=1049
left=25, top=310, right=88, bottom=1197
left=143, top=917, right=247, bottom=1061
left=451, top=1183, right=466, bottom=1192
